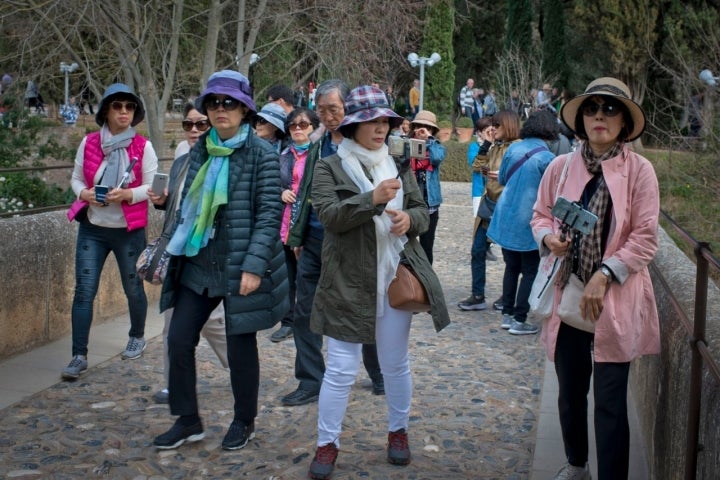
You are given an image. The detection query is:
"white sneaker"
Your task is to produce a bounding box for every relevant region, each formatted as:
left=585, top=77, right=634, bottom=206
left=121, top=337, right=146, bottom=360
left=554, top=462, right=591, bottom=480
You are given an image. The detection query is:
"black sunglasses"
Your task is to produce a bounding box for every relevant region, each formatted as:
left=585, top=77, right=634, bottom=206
left=581, top=99, right=623, bottom=117
left=110, top=100, right=137, bottom=112
left=205, top=96, right=241, bottom=112
left=288, top=121, right=311, bottom=130
left=181, top=119, right=210, bottom=132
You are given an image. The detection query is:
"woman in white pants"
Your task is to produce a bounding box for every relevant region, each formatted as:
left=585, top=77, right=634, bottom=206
left=306, top=85, right=450, bottom=480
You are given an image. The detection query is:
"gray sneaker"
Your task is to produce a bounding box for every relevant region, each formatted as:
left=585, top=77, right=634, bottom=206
left=509, top=320, right=539, bottom=335
left=458, top=294, right=487, bottom=311
left=501, top=314, right=513, bottom=329
left=553, top=462, right=591, bottom=480
left=121, top=337, right=146, bottom=360
left=61, top=355, right=88, bottom=380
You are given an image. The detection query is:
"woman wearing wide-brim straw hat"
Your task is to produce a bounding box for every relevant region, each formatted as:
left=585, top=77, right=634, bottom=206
left=531, top=77, right=660, bottom=480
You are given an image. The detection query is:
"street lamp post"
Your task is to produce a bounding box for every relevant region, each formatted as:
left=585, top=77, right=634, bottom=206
left=59, top=62, right=79, bottom=106
left=407, top=52, right=441, bottom=111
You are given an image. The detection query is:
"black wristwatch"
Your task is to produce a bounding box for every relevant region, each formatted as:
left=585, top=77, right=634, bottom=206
left=599, top=265, right=613, bottom=281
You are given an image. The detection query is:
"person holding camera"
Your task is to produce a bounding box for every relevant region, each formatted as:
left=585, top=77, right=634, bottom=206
left=531, top=77, right=660, bottom=480
left=306, top=85, right=450, bottom=480
left=407, top=110, right=445, bottom=264
left=64, top=83, right=158, bottom=379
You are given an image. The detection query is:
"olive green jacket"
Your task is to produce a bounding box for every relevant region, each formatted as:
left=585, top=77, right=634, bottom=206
left=309, top=152, right=451, bottom=343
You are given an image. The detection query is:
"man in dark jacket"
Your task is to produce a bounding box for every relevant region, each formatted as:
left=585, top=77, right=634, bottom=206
left=280, top=79, right=384, bottom=407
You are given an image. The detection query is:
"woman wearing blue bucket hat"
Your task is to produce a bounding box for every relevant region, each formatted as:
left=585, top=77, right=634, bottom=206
left=153, top=70, right=288, bottom=452
left=64, top=82, right=158, bottom=380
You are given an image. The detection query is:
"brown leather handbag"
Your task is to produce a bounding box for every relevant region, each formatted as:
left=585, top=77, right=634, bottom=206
left=388, top=262, right=431, bottom=312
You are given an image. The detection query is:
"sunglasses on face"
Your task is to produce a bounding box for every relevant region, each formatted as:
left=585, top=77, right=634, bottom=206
left=289, top=121, right=311, bottom=130
left=255, top=117, right=269, bottom=126
left=205, top=97, right=241, bottom=112
left=110, top=101, right=137, bottom=112
left=182, top=119, right=210, bottom=132
left=581, top=99, right=622, bottom=117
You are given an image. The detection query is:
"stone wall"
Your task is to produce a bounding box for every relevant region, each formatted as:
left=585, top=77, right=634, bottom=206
left=0, top=209, right=163, bottom=359
left=632, top=228, right=720, bottom=479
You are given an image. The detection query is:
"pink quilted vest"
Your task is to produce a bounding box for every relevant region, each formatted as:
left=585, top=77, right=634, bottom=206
left=67, top=131, right=149, bottom=231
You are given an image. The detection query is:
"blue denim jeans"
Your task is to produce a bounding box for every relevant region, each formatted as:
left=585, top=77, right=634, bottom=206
left=470, top=223, right=488, bottom=296
left=71, top=220, right=147, bottom=356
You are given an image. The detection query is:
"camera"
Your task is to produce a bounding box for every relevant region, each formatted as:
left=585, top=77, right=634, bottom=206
left=388, top=136, right=426, bottom=158
left=551, top=196, right=598, bottom=236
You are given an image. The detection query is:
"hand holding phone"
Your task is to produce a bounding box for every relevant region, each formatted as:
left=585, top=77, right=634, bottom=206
left=151, top=173, right=169, bottom=196
left=94, top=185, right=109, bottom=205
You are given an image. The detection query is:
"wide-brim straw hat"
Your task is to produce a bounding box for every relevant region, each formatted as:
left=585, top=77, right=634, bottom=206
left=411, top=110, right=439, bottom=133
left=560, top=77, right=646, bottom=142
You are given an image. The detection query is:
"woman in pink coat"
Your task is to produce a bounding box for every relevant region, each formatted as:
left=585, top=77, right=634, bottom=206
left=530, top=77, right=660, bottom=480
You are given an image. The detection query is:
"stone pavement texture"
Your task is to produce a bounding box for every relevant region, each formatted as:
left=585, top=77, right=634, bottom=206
left=0, top=182, right=647, bottom=479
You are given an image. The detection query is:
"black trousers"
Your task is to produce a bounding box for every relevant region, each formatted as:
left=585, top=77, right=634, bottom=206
left=168, top=285, right=258, bottom=423
left=419, top=210, right=439, bottom=265
left=554, top=322, right=631, bottom=480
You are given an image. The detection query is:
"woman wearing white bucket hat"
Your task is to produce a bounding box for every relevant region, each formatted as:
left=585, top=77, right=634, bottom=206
left=531, top=77, right=660, bottom=480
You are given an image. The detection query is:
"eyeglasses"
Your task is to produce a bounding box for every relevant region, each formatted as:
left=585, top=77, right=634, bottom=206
left=288, top=121, right=311, bottom=130
left=581, top=99, right=622, bottom=117
left=181, top=119, right=210, bottom=132
left=205, top=97, right=241, bottom=112
left=110, top=101, right=137, bottom=112
left=316, top=105, right=343, bottom=117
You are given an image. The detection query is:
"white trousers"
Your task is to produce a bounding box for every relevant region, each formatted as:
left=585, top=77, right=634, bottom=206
left=317, top=298, right=412, bottom=447
left=161, top=303, right=228, bottom=386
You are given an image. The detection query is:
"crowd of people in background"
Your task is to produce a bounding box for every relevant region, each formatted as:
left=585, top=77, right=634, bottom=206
left=1, top=63, right=654, bottom=480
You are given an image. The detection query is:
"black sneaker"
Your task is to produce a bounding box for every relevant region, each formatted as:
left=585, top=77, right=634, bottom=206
left=372, top=378, right=385, bottom=396
left=153, top=419, right=204, bottom=450
left=281, top=388, right=319, bottom=406
left=458, top=294, right=487, bottom=311
left=387, top=428, right=411, bottom=465
left=221, top=420, right=255, bottom=450
left=493, top=297, right=503, bottom=311
left=309, top=442, right=339, bottom=479
left=270, top=325, right=293, bottom=343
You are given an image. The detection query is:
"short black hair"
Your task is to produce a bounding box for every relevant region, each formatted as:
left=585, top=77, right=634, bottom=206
left=183, top=102, right=197, bottom=118
left=267, top=84, right=294, bottom=105
left=520, top=109, right=560, bottom=141
left=286, top=107, right=320, bottom=130
left=573, top=95, right=634, bottom=142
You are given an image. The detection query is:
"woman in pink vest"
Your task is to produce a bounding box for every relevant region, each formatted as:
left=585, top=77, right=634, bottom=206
left=63, top=83, right=158, bottom=380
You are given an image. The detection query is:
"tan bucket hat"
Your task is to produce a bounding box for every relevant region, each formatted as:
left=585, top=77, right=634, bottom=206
left=411, top=110, right=439, bottom=133
left=560, top=77, right=646, bottom=142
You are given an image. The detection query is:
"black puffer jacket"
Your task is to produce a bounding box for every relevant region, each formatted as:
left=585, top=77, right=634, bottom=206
left=160, top=130, right=289, bottom=335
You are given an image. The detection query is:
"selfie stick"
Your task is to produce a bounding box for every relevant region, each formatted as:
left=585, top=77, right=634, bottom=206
left=119, top=157, right=139, bottom=188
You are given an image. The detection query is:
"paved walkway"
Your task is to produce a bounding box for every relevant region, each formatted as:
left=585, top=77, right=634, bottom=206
left=0, top=182, right=647, bottom=479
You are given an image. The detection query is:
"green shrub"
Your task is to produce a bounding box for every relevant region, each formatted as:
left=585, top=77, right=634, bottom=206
left=457, top=117, right=474, bottom=128
left=439, top=140, right=472, bottom=182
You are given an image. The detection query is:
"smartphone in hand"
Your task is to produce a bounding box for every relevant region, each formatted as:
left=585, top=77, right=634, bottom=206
left=151, top=173, right=169, bottom=194
left=94, top=185, right=109, bottom=204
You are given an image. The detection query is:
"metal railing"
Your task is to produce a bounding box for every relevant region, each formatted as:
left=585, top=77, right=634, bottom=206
left=652, top=210, right=720, bottom=480
left=0, top=160, right=174, bottom=218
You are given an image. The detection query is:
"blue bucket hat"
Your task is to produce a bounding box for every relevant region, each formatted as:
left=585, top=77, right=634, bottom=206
left=338, top=85, right=403, bottom=133
left=256, top=102, right=287, bottom=133
left=95, top=83, right=145, bottom=127
left=195, top=70, right=256, bottom=115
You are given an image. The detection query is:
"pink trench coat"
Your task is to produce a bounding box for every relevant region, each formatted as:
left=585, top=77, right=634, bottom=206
left=530, top=146, right=661, bottom=363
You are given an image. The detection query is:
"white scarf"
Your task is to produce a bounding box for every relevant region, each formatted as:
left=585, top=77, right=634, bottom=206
left=337, top=138, right=407, bottom=316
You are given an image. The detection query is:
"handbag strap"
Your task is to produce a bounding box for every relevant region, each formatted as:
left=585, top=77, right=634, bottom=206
left=505, top=145, right=548, bottom=183
left=160, top=154, right=192, bottom=237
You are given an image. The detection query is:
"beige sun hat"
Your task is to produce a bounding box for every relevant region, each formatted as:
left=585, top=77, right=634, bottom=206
left=560, top=77, right=646, bottom=142
left=411, top=110, right=439, bottom=133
